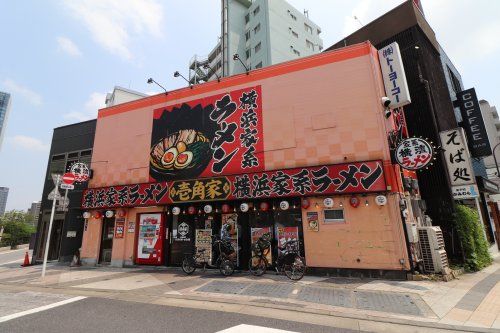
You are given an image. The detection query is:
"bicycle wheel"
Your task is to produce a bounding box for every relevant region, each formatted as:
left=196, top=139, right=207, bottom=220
left=219, top=259, right=235, bottom=276
left=284, top=256, right=306, bottom=281
left=248, top=255, right=267, bottom=276
left=181, top=256, right=197, bottom=275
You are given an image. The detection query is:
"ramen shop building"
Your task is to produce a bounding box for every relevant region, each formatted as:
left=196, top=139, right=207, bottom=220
left=80, top=42, right=413, bottom=277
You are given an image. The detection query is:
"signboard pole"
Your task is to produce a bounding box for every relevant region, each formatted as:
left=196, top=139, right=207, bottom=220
left=42, top=174, right=60, bottom=278
left=63, top=188, right=69, bottom=211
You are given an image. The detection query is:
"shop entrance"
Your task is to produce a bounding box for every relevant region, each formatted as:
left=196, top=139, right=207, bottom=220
left=169, top=214, right=197, bottom=266
left=98, top=217, right=115, bottom=264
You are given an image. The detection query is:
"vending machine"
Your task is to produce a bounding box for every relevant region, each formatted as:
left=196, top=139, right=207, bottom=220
left=136, top=213, right=164, bottom=265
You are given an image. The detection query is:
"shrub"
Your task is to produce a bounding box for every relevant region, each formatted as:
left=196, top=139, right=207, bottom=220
left=454, top=204, right=493, bottom=272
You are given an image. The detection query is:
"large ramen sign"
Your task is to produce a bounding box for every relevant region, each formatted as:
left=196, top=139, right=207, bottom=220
left=150, top=86, right=265, bottom=182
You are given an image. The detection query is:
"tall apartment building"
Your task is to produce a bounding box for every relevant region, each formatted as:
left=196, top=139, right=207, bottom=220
left=0, top=92, right=12, bottom=151
left=189, top=0, right=323, bottom=84
left=0, top=187, right=9, bottom=216
left=480, top=100, right=500, bottom=183
left=27, top=201, right=41, bottom=225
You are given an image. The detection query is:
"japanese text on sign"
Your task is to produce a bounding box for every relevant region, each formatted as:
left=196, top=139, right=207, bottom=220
left=395, top=138, right=434, bottom=170
left=440, top=128, right=475, bottom=186
left=378, top=42, right=411, bottom=108
left=82, top=161, right=386, bottom=209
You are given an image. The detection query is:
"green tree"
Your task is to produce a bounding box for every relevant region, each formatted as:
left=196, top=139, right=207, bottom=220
left=0, top=210, right=36, bottom=249
left=454, top=205, right=493, bottom=272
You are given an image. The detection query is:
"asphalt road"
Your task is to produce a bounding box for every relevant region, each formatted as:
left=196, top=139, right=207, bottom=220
left=0, top=297, right=362, bottom=333
left=0, top=247, right=30, bottom=267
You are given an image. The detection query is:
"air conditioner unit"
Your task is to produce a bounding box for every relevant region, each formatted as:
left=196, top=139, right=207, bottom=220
left=417, top=226, right=449, bottom=274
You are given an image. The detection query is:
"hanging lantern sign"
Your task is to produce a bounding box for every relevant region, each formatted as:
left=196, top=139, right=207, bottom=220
left=323, top=198, right=334, bottom=208
left=375, top=195, right=388, bottom=206
left=239, top=203, right=249, bottom=212
left=301, top=198, right=310, bottom=209
left=105, top=210, right=114, bottom=218
left=279, top=201, right=289, bottom=210
left=349, top=196, right=360, bottom=208
left=221, top=204, right=231, bottom=213
left=203, top=205, right=213, bottom=214
left=172, top=207, right=181, bottom=215
left=187, top=206, right=196, bottom=215
left=82, top=211, right=91, bottom=219
left=260, top=202, right=270, bottom=211
left=395, top=137, right=434, bottom=171
left=93, top=211, right=102, bottom=219
left=116, top=209, right=126, bottom=218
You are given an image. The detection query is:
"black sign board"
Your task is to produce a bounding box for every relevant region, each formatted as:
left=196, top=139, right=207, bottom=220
left=456, top=88, right=492, bottom=157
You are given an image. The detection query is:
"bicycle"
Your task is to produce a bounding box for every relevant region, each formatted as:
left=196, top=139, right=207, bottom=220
left=249, top=235, right=306, bottom=281
left=181, top=235, right=236, bottom=276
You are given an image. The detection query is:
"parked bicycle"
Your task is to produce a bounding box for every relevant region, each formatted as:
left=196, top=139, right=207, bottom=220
left=249, top=233, right=306, bottom=280
left=182, top=235, right=236, bottom=276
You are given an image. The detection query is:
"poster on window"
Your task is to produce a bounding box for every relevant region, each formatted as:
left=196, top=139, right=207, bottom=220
left=307, top=212, right=319, bottom=231
left=221, top=213, right=239, bottom=265
left=115, top=218, right=125, bottom=238
left=195, top=229, right=212, bottom=263
left=276, top=226, right=299, bottom=255
left=250, top=227, right=272, bottom=264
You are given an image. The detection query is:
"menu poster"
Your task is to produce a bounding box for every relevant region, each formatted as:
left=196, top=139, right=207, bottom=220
left=307, top=212, right=319, bottom=232
left=222, top=213, right=239, bottom=265
left=195, top=229, right=212, bottom=263
left=127, top=221, right=135, bottom=233
left=276, top=226, right=299, bottom=255
left=250, top=227, right=272, bottom=264
left=115, top=218, right=125, bottom=238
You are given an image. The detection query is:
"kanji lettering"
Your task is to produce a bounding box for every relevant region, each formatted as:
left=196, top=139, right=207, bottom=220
left=241, top=146, right=259, bottom=169
left=252, top=173, right=271, bottom=197
left=104, top=187, right=118, bottom=207
left=240, top=109, right=258, bottom=128
left=117, top=187, right=129, bottom=206
left=270, top=171, right=292, bottom=195
left=239, top=89, right=258, bottom=109
left=83, top=190, right=95, bottom=208
left=291, top=169, right=311, bottom=194
left=233, top=175, right=251, bottom=198
left=240, top=127, right=258, bottom=148
left=453, top=168, right=471, bottom=182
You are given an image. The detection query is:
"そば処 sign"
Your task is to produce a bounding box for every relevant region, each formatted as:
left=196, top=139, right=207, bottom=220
left=440, top=128, right=476, bottom=187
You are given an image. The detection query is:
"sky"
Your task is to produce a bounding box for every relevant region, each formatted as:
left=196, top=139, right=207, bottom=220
left=0, top=0, right=499, bottom=211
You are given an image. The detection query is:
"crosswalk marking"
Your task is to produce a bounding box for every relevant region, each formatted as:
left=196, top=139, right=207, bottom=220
left=216, top=324, right=299, bottom=333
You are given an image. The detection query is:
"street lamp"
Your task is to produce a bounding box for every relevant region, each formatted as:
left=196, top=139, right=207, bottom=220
left=173, top=71, right=192, bottom=89
left=233, top=54, right=250, bottom=75
left=146, top=78, right=168, bottom=95
left=203, top=63, right=221, bottom=82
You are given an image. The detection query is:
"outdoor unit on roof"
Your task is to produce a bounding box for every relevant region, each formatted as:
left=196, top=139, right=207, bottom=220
left=417, top=226, right=449, bottom=274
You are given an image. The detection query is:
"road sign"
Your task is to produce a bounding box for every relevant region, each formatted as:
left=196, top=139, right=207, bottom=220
left=47, top=188, right=62, bottom=200
left=62, top=173, right=76, bottom=185
left=60, top=183, right=75, bottom=190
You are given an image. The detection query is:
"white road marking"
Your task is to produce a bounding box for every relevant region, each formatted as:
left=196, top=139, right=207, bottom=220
left=217, top=324, right=299, bottom=333
left=0, top=248, right=27, bottom=256
left=0, top=258, right=24, bottom=265
left=292, top=289, right=299, bottom=295
left=0, top=296, right=87, bottom=323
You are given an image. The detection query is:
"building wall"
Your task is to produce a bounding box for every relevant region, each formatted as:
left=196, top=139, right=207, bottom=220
left=81, top=43, right=410, bottom=271
left=33, top=120, right=97, bottom=262
left=480, top=100, right=500, bottom=180
left=0, top=187, right=8, bottom=216
left=0, top=92, right=12, bottom=151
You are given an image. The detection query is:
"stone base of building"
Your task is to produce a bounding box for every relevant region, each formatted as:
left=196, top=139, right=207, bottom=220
left=81, top=258, right=97, bottom=266
left=306, top=267, right=408, bottom=280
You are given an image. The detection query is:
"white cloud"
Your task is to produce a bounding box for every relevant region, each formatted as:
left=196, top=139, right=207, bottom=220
left=62, top=0, right=163, bottom=60
left=1, top=79, right=42, bottom=106
left=56, top=36, right=82, bottom=57
left=8, top=135, right=49, bottom=152
left=63, top=92, right=107, bottom=122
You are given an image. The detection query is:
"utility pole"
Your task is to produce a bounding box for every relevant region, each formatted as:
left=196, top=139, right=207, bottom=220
left=42, top=174, right=60, bottom=278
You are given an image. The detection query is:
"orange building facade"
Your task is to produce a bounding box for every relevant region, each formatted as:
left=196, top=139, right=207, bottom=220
left=80, top=42, right=412, bottom=275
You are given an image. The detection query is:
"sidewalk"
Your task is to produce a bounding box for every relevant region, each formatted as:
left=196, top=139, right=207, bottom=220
left=0, top=256, right=499, bottom=332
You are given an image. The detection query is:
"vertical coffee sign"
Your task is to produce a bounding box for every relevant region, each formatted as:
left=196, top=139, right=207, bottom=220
left=440, top=128, right=478, bottom=199
left=378, top=42, right=411, bottom=108
left=456, top=88, right=492, bottom=157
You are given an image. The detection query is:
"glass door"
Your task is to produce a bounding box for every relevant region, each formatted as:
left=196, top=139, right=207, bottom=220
left=169, top=214, right=196, bottom=266
left=99, top=217, right=115, bottom=264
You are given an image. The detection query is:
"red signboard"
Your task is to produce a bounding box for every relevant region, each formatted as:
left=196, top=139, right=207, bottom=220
left=150, top=86, right=264, bottom=182
left=82, top=161, right=386, bottom=209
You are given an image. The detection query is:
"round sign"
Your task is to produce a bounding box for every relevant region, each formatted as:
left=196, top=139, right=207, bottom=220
left=93, top=211, right=102, bottom=219
left=301, top=198, right=310, bottom=209
left=221, top=204, right=231, bottom=213
left=82, top=212, right=91, bottom=219
left=260, top=202, right=270, bottom=211
left=279, top=201, right=289, bottom=210
left=203, top=205, right=213, bottom=214
left=395, top=138, right=434, bottom=170
left=172, top=207, right=181, bottom=215
left=117, top=209, right=126, bottom=218
left=105, top=210, right=114, bottom=218
left=62, top=173, right=76, bottom=185
left=349, top=196, right=360, bottom=208
left=70, top=162, right=90, bottom=183
left=187, top=206, right=196, bottom=215
left=375, top=195, right=388, bottom=206
left=323, top=198, right=334, bottom=208
left=240, top=203, right=249, bottom=212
